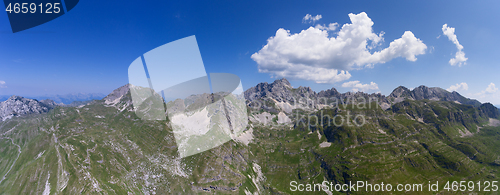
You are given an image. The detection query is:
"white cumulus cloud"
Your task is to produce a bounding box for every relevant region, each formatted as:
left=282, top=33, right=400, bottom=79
left=315, top=23, right=338, bottom=31
left=470, top=83, right=500, bottom=105
left=303, top=14, right=322, bottom=23
left=252, top=12, right=427, bottom=83
left=269, top=65, right=351, bottom=83
left=447, top=82, right=468, bottom=92
left=0, top=80, right=6, bottom=88
left=341, top=80, right=379, bottom=92
left=442, top=24, right=467, bottom=66
left=485, top=83, right=498, bottom=94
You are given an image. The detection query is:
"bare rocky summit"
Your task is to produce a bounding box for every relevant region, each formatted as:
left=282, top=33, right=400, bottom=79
left=0, top=95, right=57, bottom=121
left=244, top=78, right=483, bottom=113
left=389, top=85, right=482, bottom=107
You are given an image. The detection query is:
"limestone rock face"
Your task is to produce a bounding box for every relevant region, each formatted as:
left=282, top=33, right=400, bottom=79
left=388, top=85, right=481, bottom=107
left=0, top=95, right=56, bottom=121
left=244, top=78, right=294, bottom=103
left=244, top=79, right=483, bottom=115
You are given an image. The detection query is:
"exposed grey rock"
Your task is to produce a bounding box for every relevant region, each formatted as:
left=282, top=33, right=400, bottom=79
left=245, top=78, right=391, bottom=112
left=388, top=86, right=412, bottom=103
left=244, top=78, right=294, bottom=102
left=104, top=84, right=131, bottom=104
left=39, top=99, right=60, bottom=108
left=412, top=85, right=451, bottom=101
left=244, top=79, right=482, bottom=114
left=317, top=88, right=340, bottom=97
left=479, top=103, right=500, bottom=119
left=388, top=85, right=481, bottom=107
left=0, top=96, right=55, bottom=121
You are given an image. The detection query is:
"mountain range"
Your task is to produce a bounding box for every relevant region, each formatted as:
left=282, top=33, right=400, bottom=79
left=245, top=78, right=484, bottom=111
left=0, top=93, right=106, bottom=105
left=0, top=79, right=499, bottom=194
left=0, top=96, right=58, bottom=122
left=0, top=78, right=490, bottom=123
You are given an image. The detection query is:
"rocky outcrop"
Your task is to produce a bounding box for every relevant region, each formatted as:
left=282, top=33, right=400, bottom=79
left=317, top=88, right=340, bottom=97
left=412, top=86, right=449, bottom=100
left=479, top=103, right=500, bottom=119
left=0, top=96, right=56, bottom=121
left=244, top=79, right=484, bottom=115
left=245, top=78, right=391, bottom=112
left=104, top=84, right=131, bottom=104
left=244, top=78, right=294, bottom=102
left=388, top=86, right=412, bottom=103
left=389, top=85, right=481, bottom=107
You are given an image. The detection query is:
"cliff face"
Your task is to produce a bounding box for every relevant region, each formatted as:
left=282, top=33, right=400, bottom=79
left=244, top=79, right=483, bottom=113
left=244, top=78, right=294, bottom=102
left=388, top=85, right=481, bottom=107
left=0, top=95, right=56, bottom=121
left=479, top=102, right=500, bottom=118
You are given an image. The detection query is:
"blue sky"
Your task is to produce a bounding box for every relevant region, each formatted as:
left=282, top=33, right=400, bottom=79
left=0, top=0, right=499, bottom=104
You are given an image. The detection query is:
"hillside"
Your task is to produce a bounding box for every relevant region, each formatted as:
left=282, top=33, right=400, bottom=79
left=0, top=80, right=499, bottom=194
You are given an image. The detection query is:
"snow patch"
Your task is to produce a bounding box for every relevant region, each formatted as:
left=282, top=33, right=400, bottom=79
left=319, top=142, right=331, bottom=148
left=56, top=144, right=69, bottom=193
left=489, top=118, right=500, bottom=127
left=35, top=150, right=45, bottom=160
left=42, top=173, right=51, bottom=195
left=2, top=115, right=13, bottom=121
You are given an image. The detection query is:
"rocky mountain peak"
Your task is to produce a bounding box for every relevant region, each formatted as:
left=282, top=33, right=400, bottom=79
left=244, top=79, right=294, bottom=102
left=318, top=87, right=340, bottom=97
left=0, top=96, right=55, bottom=121
left=271, top=78, right=291, bottom=88
left=479, top=103, right=500, bottom=118
left=389, top=86, right=412, bottom=100
left=104, top=84, right=131, bottom=104
left=413, top=86, right=448, bottom=100
left=296, top=86, right=315, bottom=94
left=7, top=95, right=24, bottom=101
left=387, top=85, right=481, bottom=107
